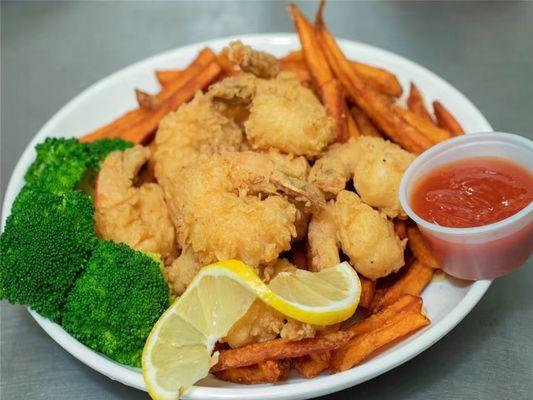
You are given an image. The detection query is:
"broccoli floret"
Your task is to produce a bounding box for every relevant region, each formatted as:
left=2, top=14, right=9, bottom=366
left=0, top=188, right=97, bottom=322
left=24, top=138, right=89, bottom=194
left=24, top=137, right=132, bottom=195
left=86, top=138, right=133, bottom=169
left=62, top=241, right=170, bottom=367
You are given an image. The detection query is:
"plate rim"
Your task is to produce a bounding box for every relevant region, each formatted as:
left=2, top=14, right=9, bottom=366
left=2, top=33, right=493, bottom=400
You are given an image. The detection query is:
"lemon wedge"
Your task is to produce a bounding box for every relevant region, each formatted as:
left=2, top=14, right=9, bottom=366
left=142, top=260, right=360, bottom=400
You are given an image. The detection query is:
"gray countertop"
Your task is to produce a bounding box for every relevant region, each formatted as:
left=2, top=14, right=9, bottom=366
left=1, top=1, right=532, bottom=399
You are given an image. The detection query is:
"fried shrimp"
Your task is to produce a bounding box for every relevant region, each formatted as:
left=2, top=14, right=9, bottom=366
left=225, top=259, right=316, bottom=348
left=94, top=145, right=177, bottom=262
left=309, top=137, right=415, bottom=218
left=168, top=151, right=324, bottom=270
left=153, top=91, right=244, bottom=186
left=152, top=92, right=244, bottom=223
left=308, top=190, right=406, bottom=280
left=226, top=40, right=281, bottom=79
left=209, top=72, right=336, bottom=158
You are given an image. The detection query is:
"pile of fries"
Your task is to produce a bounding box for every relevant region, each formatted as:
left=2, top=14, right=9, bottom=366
left=81, top=1, right=464, bottom=384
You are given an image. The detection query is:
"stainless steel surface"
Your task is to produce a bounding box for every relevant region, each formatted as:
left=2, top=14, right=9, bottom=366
left=1, top=1, right=532, bottom=399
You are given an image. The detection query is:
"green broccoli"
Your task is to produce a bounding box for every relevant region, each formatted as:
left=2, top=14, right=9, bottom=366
left=86, top=138, right=133, bottom=168
left=0, top=188, right=97, bottom=322
left=62, top=241, right=170, bottom=367
left=24, top=137, right=132, bottom=195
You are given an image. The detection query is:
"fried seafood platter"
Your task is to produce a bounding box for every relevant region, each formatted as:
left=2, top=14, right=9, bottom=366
left=1, top=2, right=483, bottom=399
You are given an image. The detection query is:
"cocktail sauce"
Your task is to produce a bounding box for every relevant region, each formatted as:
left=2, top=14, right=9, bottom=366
left=411, top=157, right=533, bottom=228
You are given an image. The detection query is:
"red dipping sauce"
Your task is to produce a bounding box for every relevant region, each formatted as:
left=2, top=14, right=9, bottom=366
left=411, top=157, right=533, bottom=228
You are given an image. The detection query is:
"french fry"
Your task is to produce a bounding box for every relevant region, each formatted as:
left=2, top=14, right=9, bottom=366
left=348, top=294, right=422, bottom=337
left=80, top=48, right=217, bottom=143
left=359, top=276, right=376, bottom=309
left=293, top=323, right=340, bottom=378
left=281, top=50, right=305, bottom=64
left=350, top=106, right=382, bottom=138
left=350, top=60, right=402, bottom=98
left=393, top=105, right=452, bottom=143
left=140, top=48, right=217, bottom=107
left=289, top=4, right=333, bottom=87
left=370, top=260, right=434, bottom=312
left=216, top=49, right=237, bottom=73
left=433, top=101, right=465, bottom=135
left=320, top=79, right=348, bottom=142
left=282, top=49, right=402, bottom=98
left=79, top=109, right=147, bottom=142
left=155, top=70, right=182, bottom=86
left=314, top=6, right=434, bottom=153
left=135, top=89, right=162, bottom=110
left=214, top=360, right=291, bottom=384
left=407, top=83, right=433, bottom=123
left=407, top=224, right=439, bottom=269
left=329, top=310, right=430, bottom=372
left=393, top=219, right=407, bottom=240
left=294, top=351, right=330, bottom=378
left=288, top=4, right=346, bottom=141
left=121, top=61, right=222, bottom=143
left=345, top=109, right=361, bottom=139
left=211, top=330, right=353, bottom=372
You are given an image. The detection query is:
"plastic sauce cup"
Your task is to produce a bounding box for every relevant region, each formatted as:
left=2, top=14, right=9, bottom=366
left=400, top=132, right=533, bottom=280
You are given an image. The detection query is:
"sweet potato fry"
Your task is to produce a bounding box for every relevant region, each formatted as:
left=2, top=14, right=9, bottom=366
left=293, top=324, right=340, bottom=378
left=320, top=78, right=348, bottom=142
left=350, top=106, right=382, bottom=138
left=315, top=7, right=433, bottom=153
left=393, top=219, right=407, bottom=240
left=370, top=260, right=434, bottom=312
left=348, top=294, right=422, bottom=337
left=135, top=89, right=162, bottom=110
left=350, top=61, right=402, bottom=98
left=121, top=61, right=222, bottom=143
left=330, top=310, right=430, bottom=372
left=345, top=109, right=361, bottom=139
left=211, top=330, right=353, bottom=372
left=281, top=49, right=402, bottom=97
left=289, top=4, right=333, bottom=88
left=155, top=70, right=182, bottom=86
left=294, top=351, right=330, bottom=378
left=394, top=104, right=451, bottom=143
left=289, top=4, right=346, bottom=140
left=407, top=224, right=439, bottom=269
left=214, top=360, right=291, bottom=384
left=80, top=48, right=217, bottom=143
left=433, top=101, right=465, bottom=135
left=79, top=108, right=147, bottom=143
left=140, top=48, right=217, bottom=107
left=281, top=50, right=305, bottom=64
left=407, top=83, right=433, bottom=123
left=216, top=49, right=238, bottom=73
left=359, top=276, right=376, bottom=309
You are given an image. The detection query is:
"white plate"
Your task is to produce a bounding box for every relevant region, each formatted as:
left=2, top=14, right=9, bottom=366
left=1, top=34, right=492, bottom=400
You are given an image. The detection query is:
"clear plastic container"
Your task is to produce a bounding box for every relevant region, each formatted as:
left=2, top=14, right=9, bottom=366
left=400, top=132, right=533, bottom=280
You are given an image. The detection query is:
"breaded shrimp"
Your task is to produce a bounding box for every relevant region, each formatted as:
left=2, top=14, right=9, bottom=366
left=209, top=72, right=336, bottom=158
left=308, top=190, right=406, bottom=280
left=225, top=258, right=316, bottom=348
left=226, top=40, right=281, bottom=79
left=309, top=137, right=416, bottom=218
left=169, top=151, right=325, bottom=269
left=94, top=145, right=177, bottom=262
left=152, top=92, right=243, bottom=186
left=152, top=92, right=244, bottom=224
